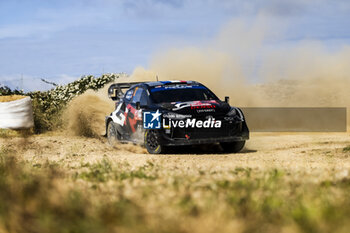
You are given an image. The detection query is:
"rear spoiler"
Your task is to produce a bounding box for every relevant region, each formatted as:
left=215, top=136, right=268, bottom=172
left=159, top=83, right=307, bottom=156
left=108, top=82, right=143, bottom=101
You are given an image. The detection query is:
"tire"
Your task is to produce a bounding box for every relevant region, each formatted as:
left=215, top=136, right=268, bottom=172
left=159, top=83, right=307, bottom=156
left=144, top=130, right=166, bottom=154
left=220, top=141, right=245, bottom=153
left=107, top=121, right=120, bottom=147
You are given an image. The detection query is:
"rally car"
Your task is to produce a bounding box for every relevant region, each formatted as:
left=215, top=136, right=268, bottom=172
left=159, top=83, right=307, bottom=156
left=105, top=80, right=249, bottom=154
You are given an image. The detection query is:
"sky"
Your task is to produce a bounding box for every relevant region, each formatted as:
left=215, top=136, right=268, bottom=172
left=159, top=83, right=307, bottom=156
left=0, top=0, right=350, bottom=91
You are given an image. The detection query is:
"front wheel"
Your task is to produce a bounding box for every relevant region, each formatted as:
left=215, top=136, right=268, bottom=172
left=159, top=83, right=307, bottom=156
left=144, top=130, right=167, bottom=154
left=220, top=141, right=245, bottom=153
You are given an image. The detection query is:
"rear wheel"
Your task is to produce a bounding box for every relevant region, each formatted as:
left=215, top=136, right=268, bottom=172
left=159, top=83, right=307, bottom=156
left=107, top=121, right=120, bottom=147
left=220, top=141, right=245, bottom=153
left=144, top=130, right=166, bottom=154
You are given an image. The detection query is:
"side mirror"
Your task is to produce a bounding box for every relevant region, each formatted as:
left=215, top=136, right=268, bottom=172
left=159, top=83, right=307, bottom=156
left=136, top=102, right=141, bottom=110
left=225, top=96, right=230, bottom=104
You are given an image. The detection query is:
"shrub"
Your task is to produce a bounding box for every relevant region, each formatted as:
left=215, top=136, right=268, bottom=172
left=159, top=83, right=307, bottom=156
left=0, top=85, right=23, bottom=96
left=0, top=73, right=122, bottom=133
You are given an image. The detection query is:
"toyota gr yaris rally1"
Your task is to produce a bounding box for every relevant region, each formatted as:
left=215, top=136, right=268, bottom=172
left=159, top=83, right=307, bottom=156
left=105, top=80, right=249, bottom=154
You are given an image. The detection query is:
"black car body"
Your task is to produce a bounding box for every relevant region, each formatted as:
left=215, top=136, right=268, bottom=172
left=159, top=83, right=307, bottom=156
left=105, top=80, right=249, bottom=154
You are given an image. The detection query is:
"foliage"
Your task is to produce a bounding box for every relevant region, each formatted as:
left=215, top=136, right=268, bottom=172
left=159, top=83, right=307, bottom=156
left=343, top=145, right=350, bottom=152
left=0, top=85, right=23, bottom=96
left=0, top=74, right=121, bottom=133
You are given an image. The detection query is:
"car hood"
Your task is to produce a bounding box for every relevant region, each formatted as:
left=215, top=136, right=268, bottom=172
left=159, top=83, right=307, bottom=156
left=158, top=100, right=231, bottom=117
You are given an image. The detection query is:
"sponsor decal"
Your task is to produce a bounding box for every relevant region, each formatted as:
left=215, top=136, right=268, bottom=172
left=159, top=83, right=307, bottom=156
left=125, top=90, right=133, bottom=100
left=190, top=104, right=216, bottom=110
left=163, top=113, right=192, bottom=119
left=143, top=110, right=162, bottom=129
left=151, top=84, right=205, bottom=92
left=196, top=108, right=215, bottom=113
left=224, top=116, right=235, bottom=121
left=172, top=101, right=217, bottom=111
left=172, top=103, right=190, bottom=111
left=163, top=85, right=192, bottom=89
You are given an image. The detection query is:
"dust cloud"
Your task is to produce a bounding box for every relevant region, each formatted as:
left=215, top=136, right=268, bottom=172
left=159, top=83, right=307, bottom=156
left=122, top=17, right=350, bottom=133
left=64, top=89, right=114, bottom=138
left=63, top=88, right=147, bottom=153
left=65, top=16, right=350, bottom=134
left=130, top=17, right=350, bottom=110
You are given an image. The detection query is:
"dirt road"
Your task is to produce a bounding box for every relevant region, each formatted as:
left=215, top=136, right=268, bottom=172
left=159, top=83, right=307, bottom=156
left=2, top=132, right=350, bottom=233
left=3, top=132, right=350, bottom=177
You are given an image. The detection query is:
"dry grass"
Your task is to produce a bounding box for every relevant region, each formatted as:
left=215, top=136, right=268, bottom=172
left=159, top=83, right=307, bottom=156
left=0, top=132, right=350, bottom=233
left=0, top=129, right=33, bottom=138
left=0, top=95, right=26, bottom=102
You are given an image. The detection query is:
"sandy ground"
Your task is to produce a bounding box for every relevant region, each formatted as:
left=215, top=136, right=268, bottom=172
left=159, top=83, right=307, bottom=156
left=2, top=132, right=350, bottom=180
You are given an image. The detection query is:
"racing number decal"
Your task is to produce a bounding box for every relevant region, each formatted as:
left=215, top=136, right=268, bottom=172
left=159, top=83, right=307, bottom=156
left=111, top=103, right=126, bottom=125
left=111, top=102, right=142, bottom=133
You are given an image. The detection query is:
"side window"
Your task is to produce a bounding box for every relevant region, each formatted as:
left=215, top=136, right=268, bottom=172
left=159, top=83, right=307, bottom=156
left=132, top=88, right=143, bottom=104
left=140, top=90, right=148, bottom=106
left=132, top=88, right=149, bottom=106
left=124, top=89, right=134, bottom=101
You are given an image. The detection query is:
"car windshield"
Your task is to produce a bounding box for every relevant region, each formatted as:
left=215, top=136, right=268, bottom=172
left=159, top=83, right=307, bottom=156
left=150, top=85, right=219, bottom=103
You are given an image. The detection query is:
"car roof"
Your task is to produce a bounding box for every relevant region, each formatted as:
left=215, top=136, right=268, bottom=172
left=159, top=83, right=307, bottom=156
left=140, top=80, right=201, bottom=88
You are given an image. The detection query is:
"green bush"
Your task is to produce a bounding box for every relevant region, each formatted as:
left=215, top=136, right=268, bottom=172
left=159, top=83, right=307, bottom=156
left=0, top=85, right=23, bottom=95
left=1, top=74, right=121, bottom=133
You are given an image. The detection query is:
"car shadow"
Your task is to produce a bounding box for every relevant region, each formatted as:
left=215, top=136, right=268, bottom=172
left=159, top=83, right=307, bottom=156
left=164, top=144, right=257, bottom=155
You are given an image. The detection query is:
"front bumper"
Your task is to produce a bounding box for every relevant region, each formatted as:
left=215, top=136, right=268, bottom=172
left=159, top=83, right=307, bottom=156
left=158, top=120, right=249, bottom=146
left=160, top=134, right=249, bottom=146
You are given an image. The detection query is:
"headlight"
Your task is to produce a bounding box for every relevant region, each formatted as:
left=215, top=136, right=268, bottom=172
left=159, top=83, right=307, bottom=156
left=226, top=108, right=237, bottom=116
left=227, top=107, right=244, bottom=121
